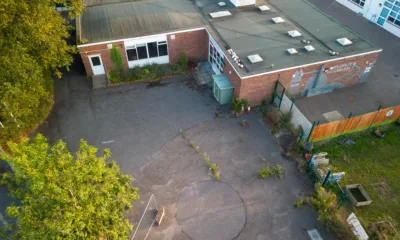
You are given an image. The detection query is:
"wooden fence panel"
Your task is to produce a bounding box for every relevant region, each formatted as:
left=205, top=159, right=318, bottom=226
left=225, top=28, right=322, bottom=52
left=357, top=112, right=378, bottom=129
left=372, top=106, right=400, bottom=125
left=309, top=104, right=400, bottom=142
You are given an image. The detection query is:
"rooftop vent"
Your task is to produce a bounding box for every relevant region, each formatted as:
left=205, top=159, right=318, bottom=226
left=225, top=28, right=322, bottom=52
left=336, top=38, right=352, bottom=46
left=272, top=17, right=285, bottom=23
left=304, top=45, right=315, bottom=52
left=210, top=11, right=232, bottom=18
left=288, top=30, right=302, bottom=37
left=218, top=2, right=226, bottom=6
left=287, top=48, right=298, bottom=55
left=247, top=54, right=263, bottom=63
left=258, top=5, right=270, bottom=11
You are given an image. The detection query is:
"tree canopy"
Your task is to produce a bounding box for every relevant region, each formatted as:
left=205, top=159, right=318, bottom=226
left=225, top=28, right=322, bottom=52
left=0, top=135, right=139, bottom=239
left=0, top=0, right=85, bottom=145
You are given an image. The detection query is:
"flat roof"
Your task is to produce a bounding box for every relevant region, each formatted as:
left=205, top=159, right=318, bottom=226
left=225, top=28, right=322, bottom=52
left=197, top=0, right=380, bottom=76
left=78, top=0, right=204, bottom=44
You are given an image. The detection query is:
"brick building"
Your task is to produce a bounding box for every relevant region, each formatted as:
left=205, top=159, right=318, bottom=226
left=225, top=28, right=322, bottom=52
left=77, top=0, right=381, bottom=105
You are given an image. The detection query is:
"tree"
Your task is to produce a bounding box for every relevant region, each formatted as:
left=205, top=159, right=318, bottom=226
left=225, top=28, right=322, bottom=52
left=0, top=134, right=139, bottom=239
left=0, top=0, right=85, bottom=145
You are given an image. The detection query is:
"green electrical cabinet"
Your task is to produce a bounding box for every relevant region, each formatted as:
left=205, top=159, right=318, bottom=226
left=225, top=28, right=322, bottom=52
left=212, top=74, right=234, bottom=105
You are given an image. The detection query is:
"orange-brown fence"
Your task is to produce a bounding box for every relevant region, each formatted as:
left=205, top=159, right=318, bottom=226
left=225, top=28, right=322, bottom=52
left=309, top=105, right=400, bottom=142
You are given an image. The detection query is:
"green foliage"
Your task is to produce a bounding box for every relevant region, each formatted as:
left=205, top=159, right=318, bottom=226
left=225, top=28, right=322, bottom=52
left=232, top=98, right=249, bottom=112
left=294, top=197, right=307, bottom=208
left=143, top=68, right=150, bottom=75
left=195, top=146, right=200, bottom=154
left=110, top=46, right=124, bottom=69
left=203, top=153, right=220, bottom=180
left=259, top=164, right=285, bottom=179
left=189, top=140, right=196, bottom=148
left=261, top=98, right=268, bottom=107
left=0, top=134, right=138, bottom=239
left=178, top=54, right=188, bottom=72
left=279, top=111, right=294, bottom=131
left=311, top=183, right=337, bottom=213
left=318, top=124, right=400, bottom=235
left=0, top=0, right=85, bottom=145
left=260, top=108, right=267, bottom=117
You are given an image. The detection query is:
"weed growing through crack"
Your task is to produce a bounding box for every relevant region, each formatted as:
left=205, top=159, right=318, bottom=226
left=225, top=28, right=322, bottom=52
left=203, top=153, right=220, bottom=180
left=259, top=164, right=285, bottom=179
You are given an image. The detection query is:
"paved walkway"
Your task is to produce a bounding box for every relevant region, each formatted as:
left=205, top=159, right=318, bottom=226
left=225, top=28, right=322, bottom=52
left=296, top=0, right=400, bottom=122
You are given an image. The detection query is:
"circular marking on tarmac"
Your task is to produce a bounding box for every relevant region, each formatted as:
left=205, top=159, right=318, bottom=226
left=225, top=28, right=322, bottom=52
left=176, top=180, right=246, bottom=240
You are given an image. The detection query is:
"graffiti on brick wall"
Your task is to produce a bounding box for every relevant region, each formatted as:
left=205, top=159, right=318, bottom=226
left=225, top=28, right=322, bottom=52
left=289, top=61, right=375, bottom=97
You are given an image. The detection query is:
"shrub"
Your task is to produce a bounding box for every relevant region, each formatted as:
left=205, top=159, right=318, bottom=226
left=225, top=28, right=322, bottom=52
left=240, top=99, right=249, bottom=109
left=260, top=108, right=267, bottom=117
left=266, top=106, right=282, bottom=127
left=279, top=111, right=293, bottom=131
left=294, top=197, right=307, bottom=208
left=261, top=98, right=267, bottom=107
left=143, top=68, right=150, bottom=75
left=178, top=54, right=188, bottom=72
left=259, top=164, right=285, bottom=179
left=232, top=98, right=241, bottom=112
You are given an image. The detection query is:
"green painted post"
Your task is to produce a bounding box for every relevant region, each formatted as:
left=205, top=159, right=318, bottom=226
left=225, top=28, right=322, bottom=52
left=271, top=81, right=279, bottom=104
left=369, top=105, right=382, bottom=129
left=290, top=97, right=296, bottom=112
left=322, top=168, right=332, bottom=187
left=340, top=112, right=352, bottom=136
left=278, top=87, right=286, bottom=110
left=306, top=121, right=317, bottom=142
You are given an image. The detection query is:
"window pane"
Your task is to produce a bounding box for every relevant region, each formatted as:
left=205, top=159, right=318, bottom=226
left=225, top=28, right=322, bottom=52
left=147, top=42, right=158, bottom=58
left=381, top=8, right=390, bottom=17
left=158, top=44, right=168, bottom=56
left=398, top=14, right=400, bottom=19
left=91, top=56, right=101, bottom=66
left=352, top=0, right=361, bottom=4
left=393, top=6, right=400, bottom=12
left=127, top=49, right=137, bottom=61
left=388, top=0, right=395, bottom=2
left=158, top=41, right=167, bottom=45
left=396, top=1, right=400, bottom=6
left=388, top=16, right=395, bottom=22
left=390, top=11, right=397, bottom=17
left=384, top=2, right=393, bottom=8
left=377, top=17, right=386, bottom=25
left=361, top=1, right=365, bottom=6
left=137, top=45, right=148, bottom=59
left=395, top=19, right=400, bottom=25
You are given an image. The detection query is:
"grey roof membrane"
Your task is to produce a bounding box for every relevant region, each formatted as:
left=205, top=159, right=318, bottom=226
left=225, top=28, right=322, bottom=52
left=79, top=0, right=204, bottom=44
left=199, top=0, right=379, bottom=76
left=78, top=0, right=380, bottom=76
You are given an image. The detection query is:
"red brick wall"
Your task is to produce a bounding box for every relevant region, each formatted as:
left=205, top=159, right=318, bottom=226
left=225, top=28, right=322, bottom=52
left=224, top=51, right=380, bottom=106
left=79, top=41, right=128, bottom=77
left=167, top=29, right=209, bottom=63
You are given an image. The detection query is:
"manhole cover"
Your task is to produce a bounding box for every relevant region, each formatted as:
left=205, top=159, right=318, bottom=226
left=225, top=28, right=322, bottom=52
left=176, top=180, right=246, bottom=240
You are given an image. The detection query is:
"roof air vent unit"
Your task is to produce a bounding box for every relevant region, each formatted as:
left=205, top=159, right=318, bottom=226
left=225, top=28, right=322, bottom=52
left=258, top=5, right=270, bottom=11
left=247, top=54, right=263, bottom=63
left=304, top=45, right=315, bottom=52
left=218, top=2, right=226, bottom=6
left=336, top=38, right=352, bottom=46
left=288, top=30, right=302, bottom=37
left=272, top=17, right=285, bottom=23
left=287, top=48, right=298, bottom=55
left=210, top=11, right=232, bottom=18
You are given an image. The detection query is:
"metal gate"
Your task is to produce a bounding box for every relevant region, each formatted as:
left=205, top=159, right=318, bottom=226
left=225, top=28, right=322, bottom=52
left=271, top=81, right=286, bottom=109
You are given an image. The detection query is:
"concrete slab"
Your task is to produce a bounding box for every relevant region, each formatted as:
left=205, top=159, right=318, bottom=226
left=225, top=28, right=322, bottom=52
left=323, top=110, right=345, bottom=122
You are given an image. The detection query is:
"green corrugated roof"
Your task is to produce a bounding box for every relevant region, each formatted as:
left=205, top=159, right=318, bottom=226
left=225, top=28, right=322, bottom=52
left=79, top=0, right=204, bottom=44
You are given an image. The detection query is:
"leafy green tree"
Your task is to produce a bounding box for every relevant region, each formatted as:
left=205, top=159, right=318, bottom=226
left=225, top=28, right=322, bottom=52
left=0, top=0, right=85, bottom=145
left=0, top=134, right=139, bottom=239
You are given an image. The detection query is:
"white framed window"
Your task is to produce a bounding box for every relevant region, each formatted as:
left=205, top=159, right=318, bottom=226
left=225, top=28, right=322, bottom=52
left=209, top=41, right=224, bottom=73
left=126, top=41, right=169, bottom=62
left=349, top=0, right=365, bottom=7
